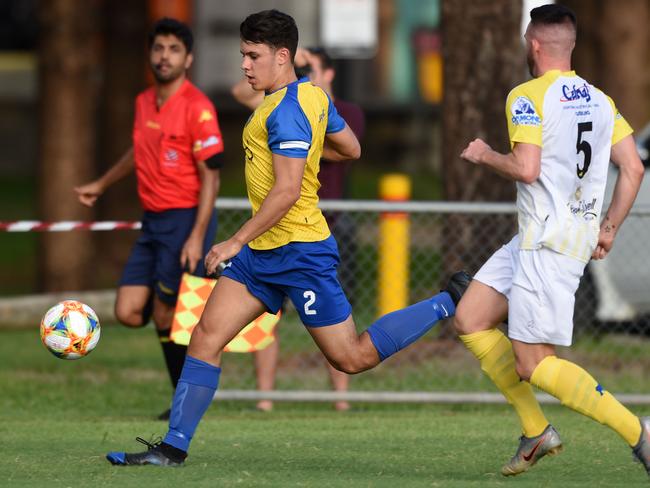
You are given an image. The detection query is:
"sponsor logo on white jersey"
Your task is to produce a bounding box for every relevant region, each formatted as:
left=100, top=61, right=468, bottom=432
left=568, top=197, right=598, bottom=220
left=511, top=96, right=541, bottom=126
left=560, top=83, right=591, bottom=103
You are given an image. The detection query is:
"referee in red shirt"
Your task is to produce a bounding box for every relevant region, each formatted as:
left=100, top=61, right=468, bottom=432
left=75, top=18, right=224, bottom=419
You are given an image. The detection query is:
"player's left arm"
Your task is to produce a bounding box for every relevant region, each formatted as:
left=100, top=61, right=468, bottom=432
left=322, top=94, right=361, bottom=161
left=322, top=123, right=361, bottom=161
left=181, top=161, right=221, bottom=273
left=593, top=134, right=644, bottom=260
left=204, top=154, right=305, bottom=275
left=460, top=139, right=541, bottom=183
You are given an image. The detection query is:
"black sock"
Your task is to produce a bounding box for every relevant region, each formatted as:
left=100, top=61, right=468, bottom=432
left=141, top=294, right=154, bottom=327
left=157, top=328, right=187, bottom=388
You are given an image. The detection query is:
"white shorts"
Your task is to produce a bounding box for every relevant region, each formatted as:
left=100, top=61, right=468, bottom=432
left=474, top=235, right=586, bottom=346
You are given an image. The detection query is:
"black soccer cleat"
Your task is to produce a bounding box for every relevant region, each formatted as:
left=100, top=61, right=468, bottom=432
left=443, top=271, right=472, bottom=306
left=106, top=437, right=186, bottom=467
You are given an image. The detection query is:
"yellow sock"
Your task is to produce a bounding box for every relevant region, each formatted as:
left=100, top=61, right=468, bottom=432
left=530, top=356, right=641, bottom=446
left=460, top=329, right=548, bottom=437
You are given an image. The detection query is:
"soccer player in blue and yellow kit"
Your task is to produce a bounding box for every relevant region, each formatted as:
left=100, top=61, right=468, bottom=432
left=107, top=9, right=469, bottom=467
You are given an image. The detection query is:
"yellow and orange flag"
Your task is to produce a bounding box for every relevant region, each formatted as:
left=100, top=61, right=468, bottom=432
left=170, top=273, right=280, bottom=352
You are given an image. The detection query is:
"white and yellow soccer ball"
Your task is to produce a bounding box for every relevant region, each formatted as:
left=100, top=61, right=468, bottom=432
left=40, top=300, right=101, bottom=360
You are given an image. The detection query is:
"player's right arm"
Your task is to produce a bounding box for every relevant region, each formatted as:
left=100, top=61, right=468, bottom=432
left=462, top=84, right=543, bottom=183
left=74, top=147, right=134, bottom=207
left=204, top=153, right=305, bottom=275
left=593, top=134, right=644, bottom=260
left=460, top=139, right=541, bottom=183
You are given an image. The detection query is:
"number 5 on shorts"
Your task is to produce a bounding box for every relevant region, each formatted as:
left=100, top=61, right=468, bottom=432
left=303, top=290, right=317, bottom=316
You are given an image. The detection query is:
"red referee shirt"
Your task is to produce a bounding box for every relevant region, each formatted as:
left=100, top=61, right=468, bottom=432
left=132, top=79, right=224, bottom=212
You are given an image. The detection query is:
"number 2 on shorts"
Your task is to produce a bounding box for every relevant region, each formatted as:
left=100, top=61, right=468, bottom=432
left=303, top=290, right=317, bottom=315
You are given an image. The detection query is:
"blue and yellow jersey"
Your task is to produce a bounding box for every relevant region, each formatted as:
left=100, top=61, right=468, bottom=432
left=242, top=77, right=346, bottom=250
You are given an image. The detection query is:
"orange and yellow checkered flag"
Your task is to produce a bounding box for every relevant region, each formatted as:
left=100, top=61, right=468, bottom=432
left=170, top=273, right=280, bottom=352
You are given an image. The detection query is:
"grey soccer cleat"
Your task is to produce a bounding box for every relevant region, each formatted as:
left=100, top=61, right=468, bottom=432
left=632, top=417, right=650, bottom=477
left=443, top=271, right=472, bottom=306
left=501, top=424, right=563, bottom=476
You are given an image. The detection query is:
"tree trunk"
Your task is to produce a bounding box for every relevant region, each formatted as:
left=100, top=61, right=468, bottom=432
left=565, top=0, right=650, bottom=131
left=600, top=1, right=649, bottom=131
left=38, top=0, right=102, bottom=291
left=442, top=0, right=524, bottom=202
left=441, top=0, right=524, bottom=273
left=561, top=0, right=601, bottom=84
left=95, top=0, right=147, bottom=289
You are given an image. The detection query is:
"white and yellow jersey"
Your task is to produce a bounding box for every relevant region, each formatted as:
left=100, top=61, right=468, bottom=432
left=506, top=70, right=633, bottom=262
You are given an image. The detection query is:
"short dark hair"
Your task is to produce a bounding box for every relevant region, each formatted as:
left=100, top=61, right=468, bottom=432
left=530, top=4, right=577, bottom=30
left=307, top=47, right=334, bottom=71
left=148, top=17, right=193, bottom=53
left=240, top=10, right=298, bottom=61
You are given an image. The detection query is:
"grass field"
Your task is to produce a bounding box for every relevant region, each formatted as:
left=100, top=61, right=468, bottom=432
left=2, top=325, right=650, bottom=487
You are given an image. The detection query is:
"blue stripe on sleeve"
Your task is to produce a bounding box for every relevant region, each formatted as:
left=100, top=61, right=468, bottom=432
left=267, top=83, right=312, bottom=158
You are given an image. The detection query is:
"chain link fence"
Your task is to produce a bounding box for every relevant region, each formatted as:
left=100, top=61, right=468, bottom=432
left=4, top=198, right=646, bottom=400
left=213, top=199, right=650, bottom=398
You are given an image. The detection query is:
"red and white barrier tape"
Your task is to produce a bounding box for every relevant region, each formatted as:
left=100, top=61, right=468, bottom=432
left=0, top=221, right=142, bottom=232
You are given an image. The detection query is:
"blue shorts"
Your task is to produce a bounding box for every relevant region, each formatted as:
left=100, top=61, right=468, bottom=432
left=221, top=235, right=352, bottom=327
left=119, top=207, right=217, bottom=305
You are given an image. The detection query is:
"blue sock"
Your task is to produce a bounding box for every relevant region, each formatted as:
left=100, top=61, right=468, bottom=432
left=367, top=291, right=455, bottom=361
left=163, top=355, right=221, bottom=452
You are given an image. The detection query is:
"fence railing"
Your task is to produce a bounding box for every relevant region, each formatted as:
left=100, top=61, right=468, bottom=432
left=3, top=198, right=650, bottom=402
left=209, top=198, right=650, bottom=402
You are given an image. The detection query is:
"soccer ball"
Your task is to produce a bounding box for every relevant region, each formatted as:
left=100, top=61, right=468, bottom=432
left=40, top=300, right=101, bottom=360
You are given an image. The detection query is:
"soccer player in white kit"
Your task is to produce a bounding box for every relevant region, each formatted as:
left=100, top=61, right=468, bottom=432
left=455, top=4, right=649, bottom=479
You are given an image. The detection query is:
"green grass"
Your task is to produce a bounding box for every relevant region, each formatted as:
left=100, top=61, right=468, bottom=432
left=6, top=407, right=650, bottom=487
left=1, top=325, right=650, bottom=486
